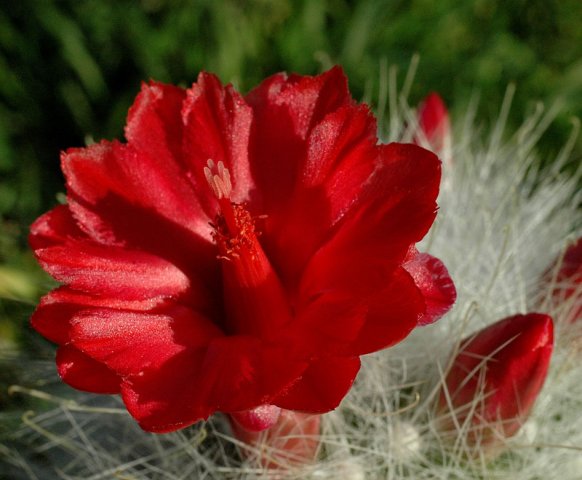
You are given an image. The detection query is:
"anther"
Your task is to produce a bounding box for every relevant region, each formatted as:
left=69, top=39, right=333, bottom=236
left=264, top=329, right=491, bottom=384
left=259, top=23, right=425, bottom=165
left=204, top=159, right=232, bottom=199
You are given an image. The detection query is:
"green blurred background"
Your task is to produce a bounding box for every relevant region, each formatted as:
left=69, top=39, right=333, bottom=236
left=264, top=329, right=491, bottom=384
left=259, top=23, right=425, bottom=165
left=0, top=0, right=580, bottom=410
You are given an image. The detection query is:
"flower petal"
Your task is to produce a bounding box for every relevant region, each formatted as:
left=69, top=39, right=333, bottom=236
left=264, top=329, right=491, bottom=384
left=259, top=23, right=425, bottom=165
left=120, top=349, right=211, bottom=433
left=181, top=72, right=254, bottom=207
left=350, top=267, right=425, bottom=355
left=273, top=356, right=361, bottom=412
left=246, top=66, right=351, bottom=209
left=70, top=306, right=222, bottom=376
left=299, top=143, right=441, bottom=302
left=264, top=104, right=379, bottom=285
left=63, top=141, right=216, bottom=278
left=198, top=336, right=308, bottom=412
left=404, top=248, right=456, bottom=325
left=290, top=290, right=368, bottom=355
left=31, top=287, right=164, bottom=345
left=29, top=204, right=85, bottom=250
left=120, top=336, right=308, bottom=433
left=56, top=345, right=120, bottom=394
left=35, top=241, right=194, bottom=302
left=125, top=81, right=187, bottom=167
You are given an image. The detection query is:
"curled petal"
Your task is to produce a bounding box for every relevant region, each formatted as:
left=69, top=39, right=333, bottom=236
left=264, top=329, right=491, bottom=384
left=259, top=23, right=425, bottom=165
left=31, top=287, right=164, bottom=345
left=121, top=349, right=212, bottom=433
left=404, top=247, right=456, bottom=325
left=292, top=267, right=423, bottom=357
left=29, top=205, right=85, bottom=250
left=265, top=104, right=379, bottom=285
left=230, top=405, right=282, bottom=432
left=350, top=267, right=425, bottom=355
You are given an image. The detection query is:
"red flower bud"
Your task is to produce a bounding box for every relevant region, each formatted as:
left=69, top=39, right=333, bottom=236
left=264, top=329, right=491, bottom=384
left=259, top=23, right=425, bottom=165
left=544, top=238, right=582, bottom=324
left=415, top=93, right=452, bottom=163
left=229, top=408, right=320, bottom=469
left=438, top=313, right=553, bottom=454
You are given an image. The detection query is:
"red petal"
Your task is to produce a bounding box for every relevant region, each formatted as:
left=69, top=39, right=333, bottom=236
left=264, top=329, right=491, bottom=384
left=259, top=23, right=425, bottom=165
left=125, top=81, right=187, bottom=166
left=274, top=356, right=360, bottom=412
left=29, top=205, right=85, bottom=250
left=56, top=345, right=120, bottom=394
left=120, top=349, right=212, bottom=433
left=246, top=66, right=351, bottom=210
left=35, top=241, right=193, bottom=301
left=32, top=287, right=164, bottom=345
left=63, top=141, right=216, bottom=278
left=70, top=306, right=222, bottom=376
left=31, top=291, right=80, bottom=345
left=198, top=336, right=308, bottom=412
left=120, top=336, right=308, bottom=433
left=299, top=143, right=440, bottom=302
left=404, top=248, right=456, bottom=325
left=264, top=104, right=379, bottom=285
left=230, top=404, right=281, bottom=432
left=181, top=72, right=254, bottom=208
left=290, top=290, right=368, bottom=355
left=350, top=267, right=425, bottom=355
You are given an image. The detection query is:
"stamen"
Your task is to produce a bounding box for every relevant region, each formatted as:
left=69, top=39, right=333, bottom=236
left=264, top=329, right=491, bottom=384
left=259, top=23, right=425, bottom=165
left=204, top=159, right=232, bottom=199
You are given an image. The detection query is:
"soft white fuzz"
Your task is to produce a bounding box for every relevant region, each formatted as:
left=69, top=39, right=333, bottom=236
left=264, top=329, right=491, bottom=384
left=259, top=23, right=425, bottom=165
left=5, top=85, right=581, bottom=479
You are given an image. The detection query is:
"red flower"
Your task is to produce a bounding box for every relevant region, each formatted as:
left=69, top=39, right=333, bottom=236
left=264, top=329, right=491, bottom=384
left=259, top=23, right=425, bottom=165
left=438, top=313, right=553, bottom=452
left=30, top=67, right=455, bottom=433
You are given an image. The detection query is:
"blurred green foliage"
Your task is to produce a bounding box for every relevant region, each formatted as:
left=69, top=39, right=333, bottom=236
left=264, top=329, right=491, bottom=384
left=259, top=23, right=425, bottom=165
left=1, top=0, right=580, bottom=225
left=0, top=0, right=580, bottom=343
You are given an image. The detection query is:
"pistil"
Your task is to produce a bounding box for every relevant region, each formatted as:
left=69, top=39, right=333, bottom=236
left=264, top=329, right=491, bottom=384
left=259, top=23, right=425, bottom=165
left=205, top=160, right=292, bottom=338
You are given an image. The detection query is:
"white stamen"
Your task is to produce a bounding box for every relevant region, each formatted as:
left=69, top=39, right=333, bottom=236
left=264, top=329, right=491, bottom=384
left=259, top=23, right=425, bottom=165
left=217, top=161, right=232, bottom=194
left=204, top=165, right=222, bottom=198
left=204, top=159, right=232, bottom=199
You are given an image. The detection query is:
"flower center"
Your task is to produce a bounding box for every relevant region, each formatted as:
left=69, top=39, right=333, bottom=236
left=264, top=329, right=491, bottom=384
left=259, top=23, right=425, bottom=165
left=204, top=160, right=292, bottom=338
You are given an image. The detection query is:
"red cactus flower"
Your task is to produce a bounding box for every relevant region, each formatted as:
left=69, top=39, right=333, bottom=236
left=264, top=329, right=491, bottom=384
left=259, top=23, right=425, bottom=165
left=439, top=313, right=553, bottom=451
left=30, top=67, right=455, bottom=433
left=415, top=92, right=451, bottom=163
